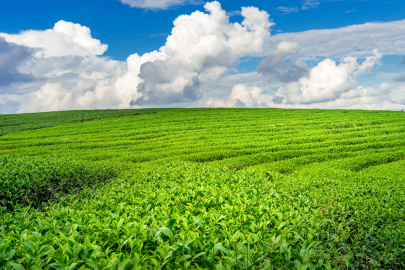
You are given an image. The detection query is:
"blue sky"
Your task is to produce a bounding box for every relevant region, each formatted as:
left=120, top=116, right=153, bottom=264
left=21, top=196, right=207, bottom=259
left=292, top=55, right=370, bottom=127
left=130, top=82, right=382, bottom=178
left=0, top=0, right=405, bottom=113
left=1, top=0, right=403, bottom=60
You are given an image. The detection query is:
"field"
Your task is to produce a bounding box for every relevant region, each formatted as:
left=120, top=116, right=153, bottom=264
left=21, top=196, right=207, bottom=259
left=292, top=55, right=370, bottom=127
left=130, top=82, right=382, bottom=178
left=0, top=108, right=405, bottom=269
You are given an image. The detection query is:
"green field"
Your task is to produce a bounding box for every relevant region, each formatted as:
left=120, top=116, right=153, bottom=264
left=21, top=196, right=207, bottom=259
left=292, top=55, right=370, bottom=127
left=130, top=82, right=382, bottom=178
left=1, top=108, right=405, bottom=269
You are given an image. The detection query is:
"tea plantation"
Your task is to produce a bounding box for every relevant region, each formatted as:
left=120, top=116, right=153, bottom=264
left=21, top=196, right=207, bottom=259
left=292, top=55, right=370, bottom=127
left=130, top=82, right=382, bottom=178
left=0, top=108, right=404, bottom=269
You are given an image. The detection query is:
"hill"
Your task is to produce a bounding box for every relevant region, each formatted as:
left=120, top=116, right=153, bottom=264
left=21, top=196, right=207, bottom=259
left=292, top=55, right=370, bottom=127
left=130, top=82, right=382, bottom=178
left=0, top=108, right=404, bottom=269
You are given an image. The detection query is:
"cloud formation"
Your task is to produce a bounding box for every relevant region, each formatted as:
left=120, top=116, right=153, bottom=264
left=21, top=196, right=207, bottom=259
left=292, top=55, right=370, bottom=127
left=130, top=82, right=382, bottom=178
left=0, top=37, right=34, bottom=87
left=301, top=0, right=320, bottom=10
left=276, top=6, right=299, bottom=14
left=257, top=41, right=307, bottom=83
left=119, top=0, right=202, bottom=10
left=1, top=21, right=107, bottom=58
left=126, top=1, right=272, bottom=106
left=273, top=50, right=382, bottom=104
left=205, top=84, right=271, bottom=108
left=0, top=21, right=123, bottom=100
left=389, top=85, right=405, bottom=104
left=5, top=2, right=274, bottom=113
left=1, top=2, right=405, bottom=113
left=394, top=73, right=405, bottom=82
left=70, top=1, right=273, bottom=109
left=268, top=20, right=405, bottom=58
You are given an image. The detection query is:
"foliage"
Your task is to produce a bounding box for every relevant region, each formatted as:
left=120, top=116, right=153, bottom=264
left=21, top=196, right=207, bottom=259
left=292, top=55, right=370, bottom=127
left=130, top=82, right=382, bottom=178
left=0, top=108, right=405, bottom=269
left=0, top=156, right=117, bottom=210
left=0, top=109, right=168, bottom=136
left=1, top=163, right=348, bottom=269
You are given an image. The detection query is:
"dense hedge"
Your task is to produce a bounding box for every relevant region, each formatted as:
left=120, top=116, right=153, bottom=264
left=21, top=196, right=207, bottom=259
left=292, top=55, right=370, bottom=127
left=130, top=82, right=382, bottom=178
left=0, top=156, right=117, bottom=209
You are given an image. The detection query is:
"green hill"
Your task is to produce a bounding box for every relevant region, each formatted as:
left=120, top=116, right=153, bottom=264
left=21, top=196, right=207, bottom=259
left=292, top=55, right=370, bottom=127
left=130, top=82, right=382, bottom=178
left=0, top=108, right=404, bottom=269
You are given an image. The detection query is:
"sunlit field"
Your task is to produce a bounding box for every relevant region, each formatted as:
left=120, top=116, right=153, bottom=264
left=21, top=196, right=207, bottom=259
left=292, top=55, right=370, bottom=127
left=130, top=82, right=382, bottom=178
left=1, top=108, right=405, bottom=269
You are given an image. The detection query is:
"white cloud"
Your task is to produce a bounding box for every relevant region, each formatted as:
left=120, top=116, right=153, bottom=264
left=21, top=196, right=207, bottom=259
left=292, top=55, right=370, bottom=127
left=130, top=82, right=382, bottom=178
left=117, top=1, right=273, bottom=107
left=10, top=2, right=273, bottom=112
left=276, top=6, right=299, bottom=14
left=79, top=71, right=108, bottom=80
left=0, top=21, right=123, bottom=99
left=1, top=21, right=107, bottom=58
left=301, top=0, right=320, bottom=10
left=273, top=50, right=382, bottom=104
left=2, top=3, right=405, bottom=113
left=394, top=72, right=405, bottom=82
left=258, top=41, right=308, bottom=83
left=205, top=84, right=270, bottom=108
left=229, top=84, right=265, bottom=107
left=0, top=37, right=34, bottom=87
left=17, top=82, right=73, bottom=113
left=119, top=0, right=202, bottom=10
left=389, top=84, right=405, bottom=104
left=268, top=20, right=405, bottom=58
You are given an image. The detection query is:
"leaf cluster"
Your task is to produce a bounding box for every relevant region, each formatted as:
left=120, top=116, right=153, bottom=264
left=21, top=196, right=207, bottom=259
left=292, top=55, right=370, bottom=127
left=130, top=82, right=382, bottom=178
left=0, top=156, right=117, bottom=210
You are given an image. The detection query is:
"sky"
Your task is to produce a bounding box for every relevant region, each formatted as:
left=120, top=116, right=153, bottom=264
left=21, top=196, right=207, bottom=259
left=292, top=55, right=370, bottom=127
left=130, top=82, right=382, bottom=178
left=0, top=0, right=404, bottom=113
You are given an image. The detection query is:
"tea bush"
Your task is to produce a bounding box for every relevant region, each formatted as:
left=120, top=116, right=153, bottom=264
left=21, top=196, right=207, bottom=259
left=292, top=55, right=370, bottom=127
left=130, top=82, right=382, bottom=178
left=1, top=108, right=405, bottom=269
left=0, top=156, right=117, bottom=209
left=0, top=163, right=351, bottom=270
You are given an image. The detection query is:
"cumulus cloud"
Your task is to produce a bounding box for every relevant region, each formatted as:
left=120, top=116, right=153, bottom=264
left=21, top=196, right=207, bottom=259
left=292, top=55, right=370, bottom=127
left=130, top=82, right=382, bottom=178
left=229, top=84, right=267, bottom=107
left=2, top=2, right=405, bottom=113
left=257, top=41, right=307, bottom=83
left=132, top=2, right=271, bottom=105
left=0, top=37, right=34, bottom=87
left=340, top=83, right=392, bottom=100
left=8, top=2, right=273, bottom=112
left=273, top=50, right=382, bottom=104
left=16, top=81, right=97, bottom=113
left=0, top=21, right=107, bottom=58
left=18, top=83, right=73, bottom=112
left=119, top=0, right=202, bottom=10
left=389, top=85, right=405, bottom=104
left=0, top=21, right=123, bottom=99
left=117, top=1, right=273, bottom=107
left=206, top=84, right=270, bottom=108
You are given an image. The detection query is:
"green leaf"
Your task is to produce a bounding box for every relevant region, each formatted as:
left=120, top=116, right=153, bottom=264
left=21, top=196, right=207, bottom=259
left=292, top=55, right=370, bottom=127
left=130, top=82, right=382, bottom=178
left=118, top=259, right=131, bottom=270
left=192, top=252, right=206, bottom=260
left=10, top=263, right=25, bottom=270
left=146, top=240, right=159, bottom=247
left=179, top=255, right=192, bottom=262
left=292, top=252, right=303, bottom=264
left=287, top=262, right=296, bottom=269
left=117, top=219, right=124, bottom=231
left=50, top=263, right=65, bottom=270
left=159, top=227, right=172, bottom=237
left=86, top=262, right=100, bottom=270
left=23, top=242, right=35, bottom=252
left=278, top=222, right=286, bottom=230
left=167, top=219, right=176, bottom=228
left=215, top=245, right=229, bottom=255
left=62, top=254, right=69, bottom=265
left=5, top=249, right=15, bottom=260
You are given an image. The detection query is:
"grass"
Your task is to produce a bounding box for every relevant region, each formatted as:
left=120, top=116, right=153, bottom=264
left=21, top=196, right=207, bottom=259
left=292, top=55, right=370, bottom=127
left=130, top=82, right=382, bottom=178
left=0, top=108, right=405, bottom=269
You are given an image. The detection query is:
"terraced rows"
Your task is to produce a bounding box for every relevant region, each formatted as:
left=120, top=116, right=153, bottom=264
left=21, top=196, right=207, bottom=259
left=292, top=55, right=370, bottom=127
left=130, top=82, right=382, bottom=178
left=1, top=108, right=405, bottom=269
left=1, top=109, right=404, bottom=173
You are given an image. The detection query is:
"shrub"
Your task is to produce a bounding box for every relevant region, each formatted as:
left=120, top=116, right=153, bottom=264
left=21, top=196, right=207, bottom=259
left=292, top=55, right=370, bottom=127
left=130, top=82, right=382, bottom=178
left=0, top=156, right=117, bottom=209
